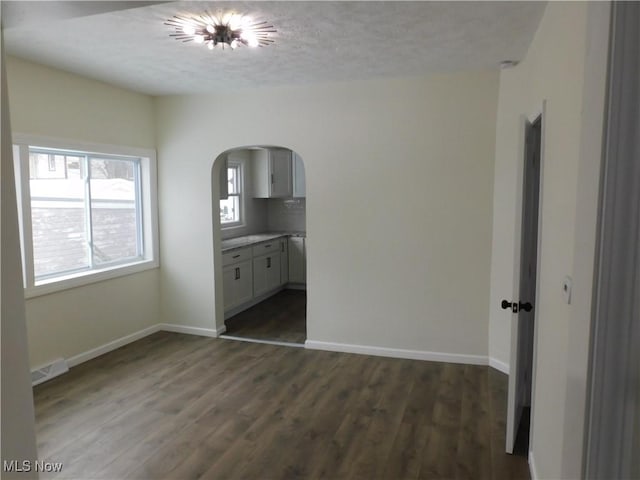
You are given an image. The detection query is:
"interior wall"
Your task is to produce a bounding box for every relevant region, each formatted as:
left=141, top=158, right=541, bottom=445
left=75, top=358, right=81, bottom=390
left=5, top=56, right=159, bottom=368
left=0, top=28, right=38, bottom=477
left=267, top=198, right=306, bottom=233
left=156, top=71, right=499, bottom=358
left=489, top=2, right=610, bottom=478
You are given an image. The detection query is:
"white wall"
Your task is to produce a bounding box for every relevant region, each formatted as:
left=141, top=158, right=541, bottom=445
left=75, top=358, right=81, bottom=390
left=267, top=198, right=306, bottom=233
left=488, top=2, right=610, bottom=478
left=156, top=71, right=499, bottom=359
left=6, top=56, right=159, bottom=368
left=1, top=29, right=38, bottom=478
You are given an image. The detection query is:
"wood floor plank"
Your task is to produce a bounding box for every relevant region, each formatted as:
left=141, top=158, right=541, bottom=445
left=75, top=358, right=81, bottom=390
left=32, top=332, right=530, bottom=480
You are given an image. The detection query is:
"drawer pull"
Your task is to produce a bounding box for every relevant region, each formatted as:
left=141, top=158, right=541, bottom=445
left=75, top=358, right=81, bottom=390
left=235, top=267, right=240, bottom=280
left=267, top=257, right=271, bottom=268
left=265, top=244, right=272, bottom=248
left=232, top=254, right=241, bottom=259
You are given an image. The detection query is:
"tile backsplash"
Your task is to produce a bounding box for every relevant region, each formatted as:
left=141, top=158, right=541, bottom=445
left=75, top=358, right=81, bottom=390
left=267, top=198, right=306, bottom=232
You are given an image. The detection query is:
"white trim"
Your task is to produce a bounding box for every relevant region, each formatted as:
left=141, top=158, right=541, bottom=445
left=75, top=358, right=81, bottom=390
left=489, top=357, right=510, bottom=375
left=62, top=323, right=222, bottom=371
left=219, top=335, right=304, bottom=348
left=529, top=451, right=539, bottom=480
left=66, top=324, right=161, bottom=368
left=305, top=340, right=488, bottom=365
left=12, top=133, right=155, bottom=160
left=159, top=323, right=219, bottom=338
left=24, top=259, right=159, bottom=298
left=12, top=134, right=160, bottom=297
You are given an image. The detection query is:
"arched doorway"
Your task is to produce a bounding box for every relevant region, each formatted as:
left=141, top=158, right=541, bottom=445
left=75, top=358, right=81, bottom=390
left=211, top=146, right=307, bottom=346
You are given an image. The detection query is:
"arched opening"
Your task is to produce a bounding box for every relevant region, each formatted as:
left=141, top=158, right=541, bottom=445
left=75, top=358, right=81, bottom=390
left=211, top=146, right=306, bottom=345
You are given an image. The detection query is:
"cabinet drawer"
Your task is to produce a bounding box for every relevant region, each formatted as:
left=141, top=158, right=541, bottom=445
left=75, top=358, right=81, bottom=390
left=222, top=247, right=251, bottom=267
left=252, top=241, right=280, bottom=257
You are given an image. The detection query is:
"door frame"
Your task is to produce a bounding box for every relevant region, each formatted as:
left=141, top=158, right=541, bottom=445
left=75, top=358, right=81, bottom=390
left=505, top=103, right=546, bottom=455
left=584, top=2, right=640, bottom=477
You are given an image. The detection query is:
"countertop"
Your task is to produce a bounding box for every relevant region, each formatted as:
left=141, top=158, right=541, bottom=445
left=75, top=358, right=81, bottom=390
left=221, top=232, right=305, bottom=252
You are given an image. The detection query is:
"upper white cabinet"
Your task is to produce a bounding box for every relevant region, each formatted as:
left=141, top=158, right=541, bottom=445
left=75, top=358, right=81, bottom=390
left=252, top=149, right=292, bottom=198
left=292, top=152, right=306, bottom=198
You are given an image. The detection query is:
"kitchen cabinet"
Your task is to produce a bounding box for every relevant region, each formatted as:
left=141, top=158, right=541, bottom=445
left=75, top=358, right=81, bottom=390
left=288, top=237, right=306, bottom=285
left=292, top=152, right=306, bottom=198
left=222, top=259, right=253, bottom=311
left=252, top=149, right=292, bottom=198
left=253, top=252, right=281, bottom=297
left=279, top=237, right=288, bottom=285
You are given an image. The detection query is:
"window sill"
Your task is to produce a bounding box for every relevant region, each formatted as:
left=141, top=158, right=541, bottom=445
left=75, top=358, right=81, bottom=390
left=221, top=222, right=245, bottom=231
left=24, top=259, right=159, bottom=299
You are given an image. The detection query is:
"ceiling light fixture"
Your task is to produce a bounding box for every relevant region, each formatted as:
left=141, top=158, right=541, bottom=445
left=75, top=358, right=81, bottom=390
left=165, top=12, right=276, bottom=50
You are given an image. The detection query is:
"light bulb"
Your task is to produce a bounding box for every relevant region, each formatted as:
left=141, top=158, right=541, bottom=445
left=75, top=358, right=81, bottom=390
left=230, top=39, right=238, bottom=49
left=247, top=35, right=259, bottom=48
left=194, top=35, right=204, bottom=44
left=228, top=14, right=241, bottom=30
left=183, top=24, right=196, bottom=35
left=208, top=42, right=214, bottom=50
left=206, top=24, right=214, bottom=34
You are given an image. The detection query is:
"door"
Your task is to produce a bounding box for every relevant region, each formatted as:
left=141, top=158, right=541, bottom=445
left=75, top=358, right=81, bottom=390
left=253, top=253, right=280, bottom=297
left=280, top=238, right=288, bottom=285
left=270, top=149, right=292, bottom=197
left=506, top=115, right=542, bottom=453
left=223, top=260, right=253, bottom=311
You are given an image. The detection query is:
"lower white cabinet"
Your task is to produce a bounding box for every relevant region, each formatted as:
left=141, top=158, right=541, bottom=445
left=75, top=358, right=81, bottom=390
left=253, top=252, right=281, bottom=297
left=279, top=238, right=288, bottom=285
left=288, top=237, right=306, bottom=284
left=222, top=260, right=253, bottom=311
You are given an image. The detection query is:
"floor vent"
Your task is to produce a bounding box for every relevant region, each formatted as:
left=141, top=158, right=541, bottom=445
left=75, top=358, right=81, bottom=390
left=31, top=358, right=69, bottom=386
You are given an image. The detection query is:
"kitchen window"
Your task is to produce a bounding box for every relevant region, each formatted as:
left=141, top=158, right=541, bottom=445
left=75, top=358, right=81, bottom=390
left=220, top=162, right=242, bottom=226
left=13, top=137, right=159, bottom=297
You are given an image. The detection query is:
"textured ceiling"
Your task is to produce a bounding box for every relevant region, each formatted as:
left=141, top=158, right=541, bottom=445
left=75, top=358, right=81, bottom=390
left=3, top=1, right=546, bottom=96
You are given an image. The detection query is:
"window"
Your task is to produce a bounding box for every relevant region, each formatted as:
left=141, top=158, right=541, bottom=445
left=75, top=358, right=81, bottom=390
left=13, top=137, right=158, bottom=297
left=220, top=162, right=242, bottom=226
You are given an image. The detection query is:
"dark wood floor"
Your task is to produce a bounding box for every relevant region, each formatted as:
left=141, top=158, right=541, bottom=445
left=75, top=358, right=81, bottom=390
left=33, top=332, right=529, bottom=480
left=223, top=289, right=307, bottom=344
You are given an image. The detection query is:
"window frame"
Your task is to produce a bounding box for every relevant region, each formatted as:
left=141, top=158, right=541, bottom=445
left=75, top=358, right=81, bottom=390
left=220, top=160, right=244, bottom=229
left=13, top=134, right=159, bottom=298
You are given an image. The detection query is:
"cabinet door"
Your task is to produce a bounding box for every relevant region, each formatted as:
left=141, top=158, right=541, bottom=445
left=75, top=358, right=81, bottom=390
left=253, top=253, right=281, bottom=297
left=234, top=260, right=253, bottom=306
left=270, top=149, right=292, bottom=197
left=222, top=264, right=236, bottom=310
left=279, top=238, right=288, bottom=285
left=251, top=149, right=270, bottom=198
left=292, top=153, right=306, bottom=198
left=288, top=237, right=306, bottom=284
left=223, top=260, right=253, bottom=311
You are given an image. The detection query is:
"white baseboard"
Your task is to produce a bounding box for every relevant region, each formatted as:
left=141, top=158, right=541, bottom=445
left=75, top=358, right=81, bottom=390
left=66, top=323, right=222, bottom=370
left=66, top=324, right=161, bottom=368
left=529, top=451, right=538, bottom=480
left=489, top=356, right=510, bottom=375
left=305, top=340, right=488, bottom=366
left=159, top=323, right=220, bottom=338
